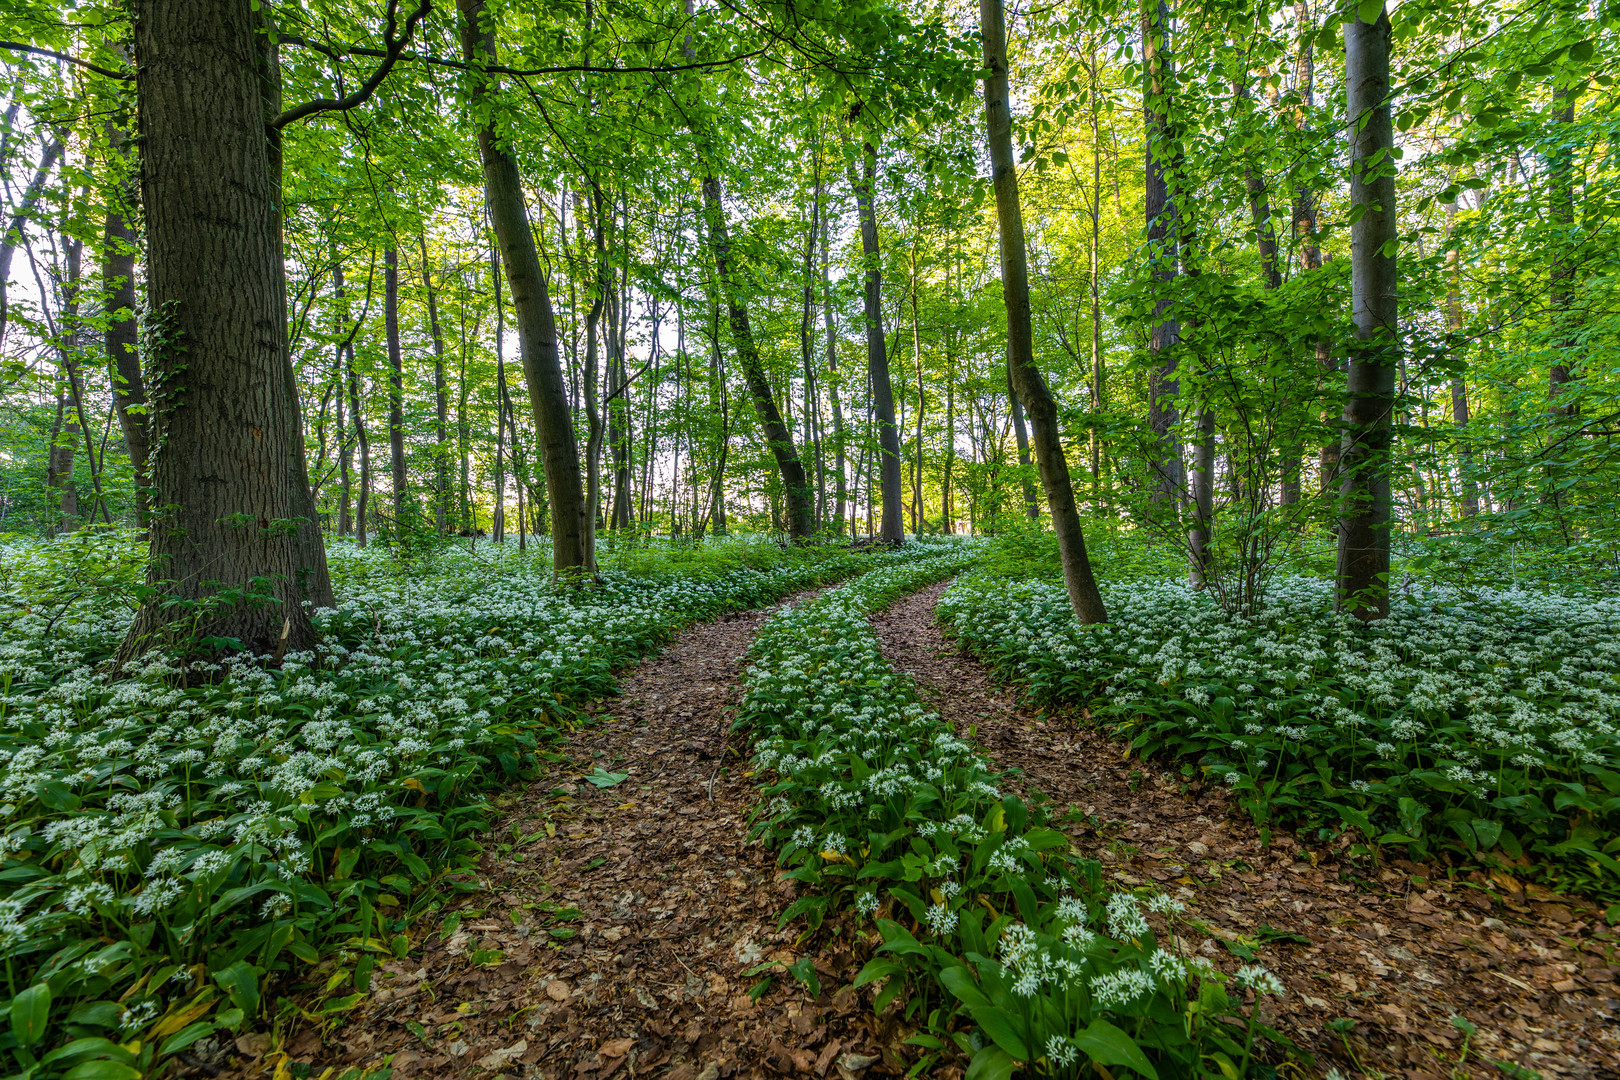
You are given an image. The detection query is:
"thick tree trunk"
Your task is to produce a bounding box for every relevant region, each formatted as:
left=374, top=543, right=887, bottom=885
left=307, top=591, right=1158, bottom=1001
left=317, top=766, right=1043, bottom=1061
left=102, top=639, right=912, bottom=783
left=460, top=0, right=591, bottom=573
left=846, top=140, right=905, bottom=543
left=1143, top=0, right=1182, bottom=507
left=122, top=0, right=332, bottom=662
left=1336, top=1, right=1398, bottom=620
left=981, top=0, right=1108, bottom=623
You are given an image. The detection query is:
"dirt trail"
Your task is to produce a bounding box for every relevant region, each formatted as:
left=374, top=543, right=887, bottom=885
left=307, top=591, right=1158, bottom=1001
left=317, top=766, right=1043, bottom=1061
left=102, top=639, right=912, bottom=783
left=270, top=593, right=887, bottom=1080
left=872, top=580, right=1620, bottom=1080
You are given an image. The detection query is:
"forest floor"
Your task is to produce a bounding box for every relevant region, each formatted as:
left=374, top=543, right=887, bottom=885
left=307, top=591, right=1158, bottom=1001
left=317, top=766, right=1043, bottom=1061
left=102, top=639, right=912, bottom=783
left=229, top=579, right=1620, bottom=1080
left=871, top=581, right=1620, bottom=1080
left=250, top=588, right=898, bottom=1080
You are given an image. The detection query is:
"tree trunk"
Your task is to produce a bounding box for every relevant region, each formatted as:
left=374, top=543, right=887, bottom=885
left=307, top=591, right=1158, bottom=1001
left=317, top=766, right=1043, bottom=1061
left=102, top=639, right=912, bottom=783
left=1548, top=99, right=1577, bottom=418
left=822, top=180, right=848, bottom=534
left=846, top=139, right=905, bottom=543
left=1336, top=0, right=1398, bottom=620
left=981, top=0, right=1108, bottom=623
left=0, top=133, right=64, bottom=346
left=103, top=121, right=148, bottom=527
left=420, top=233, right=451, bottom=533
left=1443, top=203, right=1478, bottom=518
left=1007, top=368, right=1039, bottom=521
left=385, top=244, right=408, bottom=527
left=122, top=0, right=332, bottom=662
left=347, top=333, right=371, bottom=547
left=460, top=0, right=591, bottom=573
left=1143, top=0, right=1183, bottom=507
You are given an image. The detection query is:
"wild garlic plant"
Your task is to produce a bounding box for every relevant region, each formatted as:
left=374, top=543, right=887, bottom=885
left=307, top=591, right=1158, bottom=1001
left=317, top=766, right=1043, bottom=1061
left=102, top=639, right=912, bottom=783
left=0, top=535, right=864, bottom=1078
left=739, top=543, right=1284, bottom=1078
left=940, top=573, right=1620, bottom=895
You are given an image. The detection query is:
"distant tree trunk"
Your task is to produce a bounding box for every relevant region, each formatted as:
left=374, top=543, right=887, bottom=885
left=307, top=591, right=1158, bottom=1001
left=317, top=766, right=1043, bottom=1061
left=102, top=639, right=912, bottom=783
left=1547, top=99, right=1578, bottom=419
left=420, top=234, right=451, bottom=533
left=333, top=262, right=353, bottom=535
left=1293, top=0, right=1337, bottom=496
left=1142, top=0, right=1182, bottom=507
left=0, top=133, right=64, bottom=346
left=1336, top=0, right=1398, bottom=620
left=846, top=139, right=905, bottom=543
left=103, top=121, right=148, bottom=527
left=492, top=243, right=508, bottom=543
left=385, top=244, right=408, bottom=528
left=121, top=0, right=332, bottom=662
left=347, top=337, right=371, bottom=547
left=1087, top=42, right=1106, bottom=509
left=909, top=252, right=927, bottom=534
left=981, top=0, right=1108, bottom=623
left=46, top=381, right=79, bottom=531
left=1443, top=203, right=1478, bottom=518
left=460, top=0, right=591, bottom=573
left=821, top=183, right=848, bottom=534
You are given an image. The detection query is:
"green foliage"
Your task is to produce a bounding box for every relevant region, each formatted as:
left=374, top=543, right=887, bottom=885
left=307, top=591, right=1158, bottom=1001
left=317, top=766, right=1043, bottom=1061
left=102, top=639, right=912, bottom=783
left=738, top=540, right=1290, bottom=1077
left=0, top=536, right=867, bottom=1077
left=941, top=571, right=1620, bottom=899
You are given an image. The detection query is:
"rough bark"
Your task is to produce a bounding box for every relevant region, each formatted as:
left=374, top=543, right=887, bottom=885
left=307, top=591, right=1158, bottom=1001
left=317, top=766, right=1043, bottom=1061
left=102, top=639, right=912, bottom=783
left=459, top=0, right=591, bottom=573
left=981, top=0, right=1108, bottom=624
left=1336, top=1, right=1398, bottom=620
left=121, top=0, right=332, bottom=662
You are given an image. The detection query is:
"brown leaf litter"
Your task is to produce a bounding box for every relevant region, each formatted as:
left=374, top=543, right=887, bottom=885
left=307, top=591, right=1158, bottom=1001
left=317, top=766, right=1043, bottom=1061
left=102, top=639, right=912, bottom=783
left=871, top=579, right=1620, bottom=1080
left=227, top=591, right=904, bottom=1080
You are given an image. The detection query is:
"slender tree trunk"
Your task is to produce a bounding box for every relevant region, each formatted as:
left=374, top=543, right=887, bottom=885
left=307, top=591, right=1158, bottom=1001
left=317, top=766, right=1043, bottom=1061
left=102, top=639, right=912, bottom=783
left=122, top=0, right=332, bottom=662
left=492, top=242, right=508, bottom=543
left=420, top=233, right=451, bottom=532
left=981, top=0, right=1108, bottom=623
left=0, top=133, right=64, bottom=346
left=821, top=183, right=847, bottom=534
left=347, top=336, right=371, bottom=547
left=846, top=138, right=905, bottom=543
left=909, top=251, right=927, bottom=534
left=385, top=244, right=408, bottom=527
left=1336, top=0, right=1398, bottom=620
left=1548, top=99, right=1578, bottom=418
left=1443, top=203, right=1478, bottom=519
left=333, top=261, right=352, bottom=535
left=1143, top=0, right=1183, bottom=507
left=1292, top=0, right=1337, bottom=497
left=103, top=121, right=148, bottom=527
left=460, top=0, right=591, bottom=573
left=1007, top=368, right=1038, bottom=521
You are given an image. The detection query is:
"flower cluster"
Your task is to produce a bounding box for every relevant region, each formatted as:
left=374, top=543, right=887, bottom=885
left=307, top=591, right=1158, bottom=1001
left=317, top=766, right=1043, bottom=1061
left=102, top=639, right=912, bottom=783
left=0, top=534, right=867, bottom=1072
left=940, top=573, right=1620, bottom=892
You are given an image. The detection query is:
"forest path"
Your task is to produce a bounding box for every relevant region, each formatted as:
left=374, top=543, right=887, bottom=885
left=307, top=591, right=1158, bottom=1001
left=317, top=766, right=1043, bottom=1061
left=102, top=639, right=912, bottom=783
left=288, top=589, right=887, bottom=1080
left=871, top=580, right=1620, bottom=1080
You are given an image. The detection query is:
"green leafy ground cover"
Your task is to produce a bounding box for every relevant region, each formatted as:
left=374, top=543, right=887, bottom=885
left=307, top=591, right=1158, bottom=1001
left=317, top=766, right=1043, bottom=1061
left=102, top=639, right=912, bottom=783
left=939, top=571, right=1620, bottom=906
left=0, top=534, right=864, bottom=1078
left=738, top=540, right=1289, bottom=1079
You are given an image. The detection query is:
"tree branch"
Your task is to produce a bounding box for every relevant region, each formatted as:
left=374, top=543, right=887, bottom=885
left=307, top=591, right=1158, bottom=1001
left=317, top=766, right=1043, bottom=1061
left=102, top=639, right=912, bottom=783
left=272, top=0, right=433, bottom=130
left=0, top=41, right=131, bottom=81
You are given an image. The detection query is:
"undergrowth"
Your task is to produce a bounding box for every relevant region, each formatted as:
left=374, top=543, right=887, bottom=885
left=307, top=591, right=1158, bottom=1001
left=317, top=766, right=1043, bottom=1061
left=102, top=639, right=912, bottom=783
left=0, top=533, right=863, bottom=1078
left=737, top=539, right=1292, bottom=1079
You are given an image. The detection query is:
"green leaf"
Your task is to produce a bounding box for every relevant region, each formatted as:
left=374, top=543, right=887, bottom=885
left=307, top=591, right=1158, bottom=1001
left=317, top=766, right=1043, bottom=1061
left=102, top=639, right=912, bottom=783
left=10, top=983, right=51, bottom=1048
left=585, top=768, right=629, bottom=788
left=965, top=1003, right=1029, bottom=1060
left=61, top=1062, right=142, bottom=1080
left=159, top=1020, right=218, bottom=1057
left=965, top=1045, right=1014, bottom=1080
left=212, top=960, right=261, bottom=1020
left=1356, top=0, right=1382, bottom=25
left=1073, top=1019, right=1159, bottom=1080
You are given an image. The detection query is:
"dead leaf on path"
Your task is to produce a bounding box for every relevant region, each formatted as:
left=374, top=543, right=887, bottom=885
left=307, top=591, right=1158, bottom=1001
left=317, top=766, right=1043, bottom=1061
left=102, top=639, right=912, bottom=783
left=599, top=1038, right=635, bottom=1058
left=545, top=978, right=571, bottom=1000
